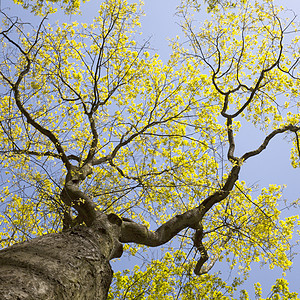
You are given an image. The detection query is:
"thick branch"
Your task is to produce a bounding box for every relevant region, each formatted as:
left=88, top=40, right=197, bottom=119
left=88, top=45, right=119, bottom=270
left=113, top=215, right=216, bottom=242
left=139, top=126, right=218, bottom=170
left=226, top=117, right=238, bottom=162
left=242, top=124, right=300, bottom=161
left=195, top=230, right=232, bottom=275
left=120, top=207, right=202, bottom=246
left=61, top=164, right=97, bottom=227
left=83, top=112, right=99, bottom=164
left=120, top=164, right=241, bottom=245
left=193, top=224, right=209, bottom=275
left=200, top=165, right=240, bottom=214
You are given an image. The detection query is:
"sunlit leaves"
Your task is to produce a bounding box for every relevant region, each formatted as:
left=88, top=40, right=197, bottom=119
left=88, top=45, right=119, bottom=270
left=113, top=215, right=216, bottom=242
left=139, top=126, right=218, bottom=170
left=109, top=250, right=243, bottom=299
left=0, top=0, right=300, bottom=298
left=12, top=0, right=84, bottom=15
left=180, top=0, right=300, bottom=130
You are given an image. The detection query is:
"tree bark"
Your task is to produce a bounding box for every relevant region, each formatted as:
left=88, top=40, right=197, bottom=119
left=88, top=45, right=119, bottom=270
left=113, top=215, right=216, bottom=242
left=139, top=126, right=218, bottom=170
left=0, top=215, right=123, bottom=300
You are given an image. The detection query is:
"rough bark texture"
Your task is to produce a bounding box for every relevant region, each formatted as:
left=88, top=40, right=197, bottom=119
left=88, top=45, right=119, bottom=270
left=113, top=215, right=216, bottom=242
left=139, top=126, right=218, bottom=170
left=0, top=220, right=121, bottom=300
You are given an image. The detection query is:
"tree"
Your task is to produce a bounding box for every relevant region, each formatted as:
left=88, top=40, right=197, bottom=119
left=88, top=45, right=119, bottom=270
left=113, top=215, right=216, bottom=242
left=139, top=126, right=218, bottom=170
left=0, top=0, right=299, bottom=298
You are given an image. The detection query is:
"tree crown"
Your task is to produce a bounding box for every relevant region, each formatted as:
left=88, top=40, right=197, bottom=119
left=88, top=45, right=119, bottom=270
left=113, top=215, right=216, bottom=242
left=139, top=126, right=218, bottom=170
left=0, top=0, right=299, bottom=298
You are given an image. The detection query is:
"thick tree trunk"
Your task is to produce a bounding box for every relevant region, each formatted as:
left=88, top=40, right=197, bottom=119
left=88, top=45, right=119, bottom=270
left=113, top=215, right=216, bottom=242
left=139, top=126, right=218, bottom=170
left=0, top=216, right=123, bottom=300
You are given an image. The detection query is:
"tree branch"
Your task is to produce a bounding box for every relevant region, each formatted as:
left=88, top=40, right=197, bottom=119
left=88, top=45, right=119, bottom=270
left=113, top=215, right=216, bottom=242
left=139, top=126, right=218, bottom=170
left=0, top=149, right=80, bottom=161
left=226, top=117, right=238, bottom=163
left=242, top=124, right=300, bottom=161
left=120, top=207, right=202, bottom=246
left=0, top=17, right=72, bottom=171
left=61, top=164, right=98, bottom=228
left=195, top=230, right=232, bottom=275
left=120, top=164, right=241, bottom=246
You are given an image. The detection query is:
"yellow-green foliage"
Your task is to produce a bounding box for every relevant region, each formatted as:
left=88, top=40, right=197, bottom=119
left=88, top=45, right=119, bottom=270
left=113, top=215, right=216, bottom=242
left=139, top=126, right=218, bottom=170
left=0, top=0, right=299, bottom=298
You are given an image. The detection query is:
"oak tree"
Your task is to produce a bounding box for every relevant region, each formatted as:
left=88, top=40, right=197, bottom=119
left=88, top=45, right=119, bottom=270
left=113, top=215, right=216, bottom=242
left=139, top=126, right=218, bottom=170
left=0, top=0, right=299, bottom=298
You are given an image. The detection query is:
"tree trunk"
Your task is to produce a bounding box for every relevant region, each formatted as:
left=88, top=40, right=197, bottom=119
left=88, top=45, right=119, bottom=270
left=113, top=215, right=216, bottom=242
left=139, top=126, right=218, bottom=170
left=0, top=216, right=123, bottom=300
